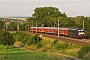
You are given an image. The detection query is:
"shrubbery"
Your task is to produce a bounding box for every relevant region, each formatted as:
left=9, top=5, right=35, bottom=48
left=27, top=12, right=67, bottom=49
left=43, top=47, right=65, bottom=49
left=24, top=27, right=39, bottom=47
left=52, top=39, right=58, bottom=44
left=52, top=40, right=69, bottom=50
left=36, top=42, right=42, bottom=49
left=13, top=32, right=80, bottom=57
left=78, top=44, right=90, bottom=58
left=13, top=32, right=42, bottom=46
left=31, top=34, right=42, bottom=45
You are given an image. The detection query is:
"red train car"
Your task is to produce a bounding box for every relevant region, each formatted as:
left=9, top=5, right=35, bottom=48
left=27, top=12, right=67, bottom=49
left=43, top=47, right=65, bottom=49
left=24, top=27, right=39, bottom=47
left=30, top=27, right=69, bottom=36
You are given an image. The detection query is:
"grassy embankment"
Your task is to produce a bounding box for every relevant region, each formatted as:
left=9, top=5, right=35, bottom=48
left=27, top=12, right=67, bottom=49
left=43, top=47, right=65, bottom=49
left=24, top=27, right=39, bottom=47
left=23, top=36, right=80, bottom=57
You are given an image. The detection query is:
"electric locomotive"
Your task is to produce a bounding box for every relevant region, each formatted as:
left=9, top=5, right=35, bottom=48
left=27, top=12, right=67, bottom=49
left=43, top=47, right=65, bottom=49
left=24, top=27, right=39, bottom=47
left=68, top=28, right=85, bottom=38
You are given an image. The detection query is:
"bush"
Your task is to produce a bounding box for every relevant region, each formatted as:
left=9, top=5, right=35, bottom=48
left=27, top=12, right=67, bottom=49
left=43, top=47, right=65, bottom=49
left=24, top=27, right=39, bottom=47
left=78, top=44, right=90, bottom=58
left=27, top=37, right=32, bottom=46
left=37, top=42, right=42, bottom=49
left=52, top=40, right=58, bottom=44
left=14, top=32, right=28, bottom=42
left=51, top=41, right=70, bottom=50
left=26, top=34, right=42, bottom=46
left=31, top=34, right=42, bottom=45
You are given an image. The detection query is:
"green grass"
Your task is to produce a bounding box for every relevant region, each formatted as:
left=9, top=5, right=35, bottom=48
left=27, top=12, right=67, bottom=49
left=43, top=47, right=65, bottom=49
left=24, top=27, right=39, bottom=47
left=0, top=45, right=64, bottom=60
left=0, top=52, right=62, bottom=60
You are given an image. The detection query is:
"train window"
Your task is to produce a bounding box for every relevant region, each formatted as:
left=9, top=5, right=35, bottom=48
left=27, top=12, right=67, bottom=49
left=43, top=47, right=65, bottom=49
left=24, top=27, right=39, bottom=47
left=78, top=30, right=84, bottom=32
left=78, top=31, right=84, bottom=33
left=78, top=30, right=84, bottom=34
left=78, top=30, right=84, bottom=31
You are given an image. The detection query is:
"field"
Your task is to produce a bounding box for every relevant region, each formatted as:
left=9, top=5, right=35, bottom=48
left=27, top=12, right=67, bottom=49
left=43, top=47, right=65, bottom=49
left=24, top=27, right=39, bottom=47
left=0, top=45, right=70, bottom=60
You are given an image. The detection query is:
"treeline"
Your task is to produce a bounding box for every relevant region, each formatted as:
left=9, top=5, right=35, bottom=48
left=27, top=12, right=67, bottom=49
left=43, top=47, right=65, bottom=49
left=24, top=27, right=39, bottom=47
left=27, top=7, right=90, bottom=37
left=0, top=6, right=90, bottom=37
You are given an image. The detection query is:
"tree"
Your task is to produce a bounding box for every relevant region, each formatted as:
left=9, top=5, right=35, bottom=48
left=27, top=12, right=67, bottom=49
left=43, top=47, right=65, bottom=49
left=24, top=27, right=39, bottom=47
left=0, top=20, right=5, bottom=30
left=19, top=23, right=26, bottom=31
left=26, top=17, right=35, bottom=31
left=0, top=30, right=15, bottom=54
left=26, top=7, right=68, bottom=27
left=62, top=12, right=67, bottom=17
left=8, top=22, right=17, bottom=30
left=32, top=7, right=65, bottom=26
left=32, top=7, right=62, bottom=19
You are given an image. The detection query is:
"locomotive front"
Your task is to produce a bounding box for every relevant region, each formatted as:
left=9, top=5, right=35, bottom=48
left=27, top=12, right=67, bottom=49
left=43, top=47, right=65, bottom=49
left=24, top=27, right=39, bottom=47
left=68, top=28, right=85, bottom=38
left=77, top=28, right=85, bottom=38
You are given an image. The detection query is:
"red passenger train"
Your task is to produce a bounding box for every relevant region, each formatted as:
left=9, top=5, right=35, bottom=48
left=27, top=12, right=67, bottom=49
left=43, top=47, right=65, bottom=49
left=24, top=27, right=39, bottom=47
left=30, top=27, right=85, bottom=38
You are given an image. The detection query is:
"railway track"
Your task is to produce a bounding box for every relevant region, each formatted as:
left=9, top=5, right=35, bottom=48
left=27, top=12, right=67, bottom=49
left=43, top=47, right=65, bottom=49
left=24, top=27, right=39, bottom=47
left=42, top=34, right=89, bottom=46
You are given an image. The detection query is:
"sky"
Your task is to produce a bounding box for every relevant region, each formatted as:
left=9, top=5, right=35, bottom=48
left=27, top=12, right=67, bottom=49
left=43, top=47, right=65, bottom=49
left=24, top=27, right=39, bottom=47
left=0, top=0, right=90, bottom=17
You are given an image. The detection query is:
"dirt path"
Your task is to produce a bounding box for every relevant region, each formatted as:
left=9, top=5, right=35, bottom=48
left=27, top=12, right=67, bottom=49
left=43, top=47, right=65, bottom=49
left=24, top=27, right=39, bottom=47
left=14, top=44, right=30, bottom=51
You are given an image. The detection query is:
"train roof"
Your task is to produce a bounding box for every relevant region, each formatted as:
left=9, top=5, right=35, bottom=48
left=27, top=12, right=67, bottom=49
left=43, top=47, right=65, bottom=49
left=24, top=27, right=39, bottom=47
left=30, top=27, right=69, bottom=30
left=69, top=28, right=84, bottom=30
